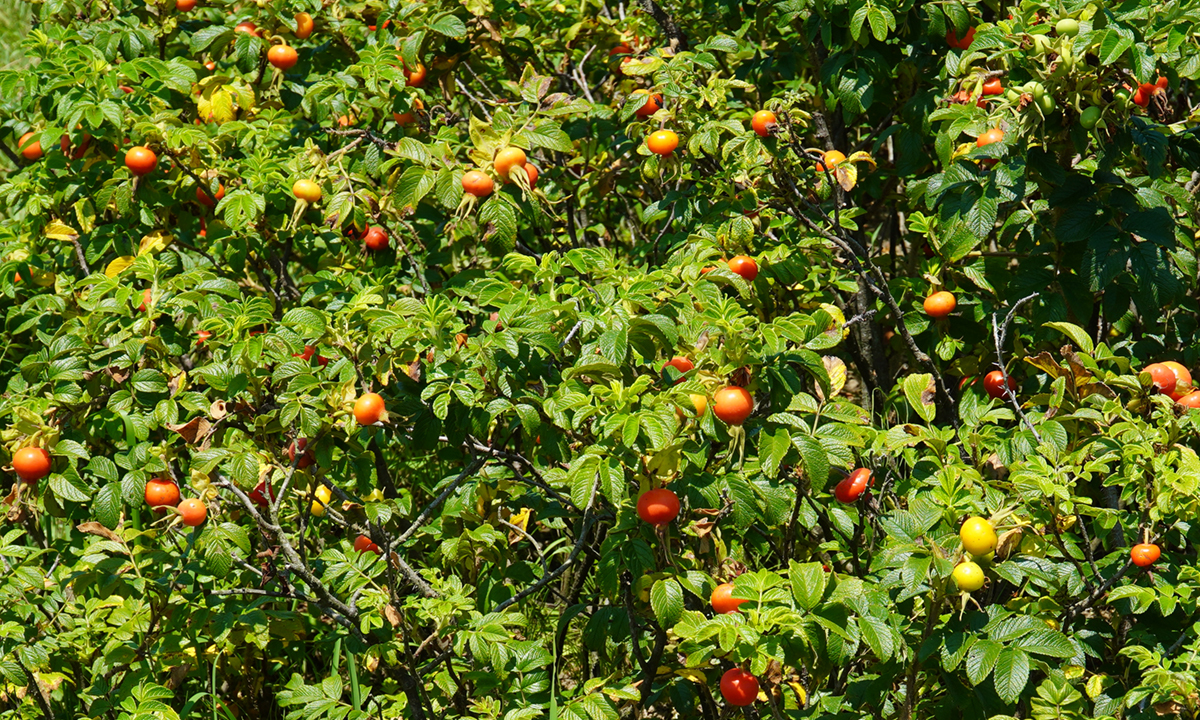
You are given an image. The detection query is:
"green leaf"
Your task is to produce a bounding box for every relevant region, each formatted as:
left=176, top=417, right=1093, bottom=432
left=966, top=639, right=1003, bottom=686
left=94, top=483, right=122, bottom=529
left=50, top=471, right=92, bottom=503
left=858, top=615, right=895, bottom=660
left=1015, top=628, right=1076, bottom=658
left=1042, top=322, right=1094, bottom=355
left=788, top=561, right=826, bottom=611
left=993, top=648, right=1031, bottom=704
left=282, top=307, right=328, bottom=338
left=427, top=12, right=468, bottom=38
left=902, top=374, right=937, bottom=423
left=650, top=578, right=684, bottom=627
left=759, top=427, right=790, bottom=479
left=478, top=195, right=518, bottom=254
left=791, top=434, right=830, bottom=488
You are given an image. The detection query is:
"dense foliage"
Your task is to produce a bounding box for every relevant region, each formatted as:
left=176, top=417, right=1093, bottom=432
left=2, top=0, right=1200, bottom=718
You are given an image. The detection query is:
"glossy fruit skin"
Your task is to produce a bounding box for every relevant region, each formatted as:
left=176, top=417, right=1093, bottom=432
left=1132, top=86, right=1149, bottom=107
left=713, top=386, right=754, bottom=425
left=816, top=150, right=845, bottom=172
left=295, top=12, right=313, bottom=38
left=636, top=488, right=680, bottom=526
left=12, top=447, right=51, bottom=482
left=662, top=356, right=694, bottom=383
left=354, top=392, right=386, bottom=425
left=1161, top=361, right=1192, bottom=391
left=293, top=179, right=322, bottom=202
left=287, top=438, right=315, bottom=469
left=953, top=561, right=985, bottom=591
left=234, top=22, right=259, bottom=36
left=960, top=516, right=998, bottom=556
left=248, top=480, right=273, bottom=507
left=982, top=78, right=1002, bottom=95
left=1079, top=106, right=1101, bottom=129
left=178, top=498, right=207, bottom=526
left=1177, top=391, right=1200, bottom=408
left=362, top=226, right=389, bottom=251
left=609, top=43, right=633, bottom=57
left=494, top=147, right=528, bottom=180
left=268, top=45, right=299, bottom=70
left=728, top=256, right=758, bottom=282
left=834, top=468, right=872, bottom=502
left=125, top=146, right=158, bottom=176
left=1130, top=543, right=1160, bottom=567
left=751, top=110, right=776, bottom=137
left=18, top=131, right=42, bottom=160
left=711, top=583, right=748, bottom=613
left=311, top=484, right=332, bottom=516
left=983, top=370, right=1016, bottom=400
left=720, top=668, right=759, bottom=706
left=404, top=63, right=426, bottom=87
left=923, top=291, right=957, bottom=318
left=462, top=170, right=494, bottom=198
left=976, top=128, right=1004, bottom=148
left=196, top=329, right=212, bottom=345
left=196, top=183, right=225, bottom=207
left=1144, top=363, right=1177, bottom=394
left=145, top=478, right=181, bottom=508
left=632, top=89, right=662, bottom=117
left=176, top=0, right=196, bottom=10
left=138, top=287, right=153, bottom=312
left=294, top=344, right=329, bottom=367
left=1055, top=18, right=1080, bottom=36
left=646, top=130, right=679, bottom=156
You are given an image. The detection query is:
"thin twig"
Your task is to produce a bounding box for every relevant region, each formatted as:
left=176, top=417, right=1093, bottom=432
left=991, top=292, right=1041, bottom=442
left=490, top=471, right=600, bottom=613
left=395, top=456, right=487, bottom=544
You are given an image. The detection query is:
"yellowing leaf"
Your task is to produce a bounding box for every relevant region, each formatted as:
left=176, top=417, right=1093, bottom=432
left=138, top=230, right=173, bottom=256
left=823, top=356, right=847, bottom=397
left=674, top=668, right=707, bottom=684
left=45, top=220, right=79, bottom=242
left=788, top=681, right=808, bottom=707
left=105, top=256, right=136, bottom=277
left=845, top=150, right=877, bottom=170
left=507, top=507, right=531, bottom=533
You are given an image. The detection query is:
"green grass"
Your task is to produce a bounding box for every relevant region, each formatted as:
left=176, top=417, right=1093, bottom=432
left=0, top=0, right=30, bottom=71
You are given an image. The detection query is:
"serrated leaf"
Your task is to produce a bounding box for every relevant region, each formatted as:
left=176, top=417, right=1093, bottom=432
left=788, top=561, right=826, bottom=611
left=650, top=578, right=684, bottom=627
left=993, top=648, right=1030, bottom=704
left=93, top=483, right=122, bottom=529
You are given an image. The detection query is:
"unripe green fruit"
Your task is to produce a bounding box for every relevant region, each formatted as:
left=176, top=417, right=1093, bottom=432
left=1039, top=94, right=1056, bottom=113
left=1056, top=18, right=1080, bottom=36
left=1080, top=106, right=1101, bottom=129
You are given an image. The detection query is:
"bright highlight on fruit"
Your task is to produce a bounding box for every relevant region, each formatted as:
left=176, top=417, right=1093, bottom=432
left=923, top=291, right=957, bottom=318
left=713, top=386, right=754, bottom=425
left=960, top=516, right=998, bottom=556
left=1130, top=543, right=1160, bottom=567
left=953, top=561, right=985, bottom=591
left=834, top=468, right=872, bottom=503
left=636, top=488, right=680, bottom=525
